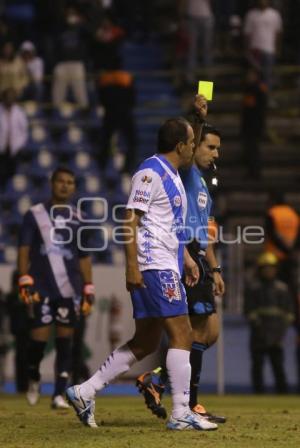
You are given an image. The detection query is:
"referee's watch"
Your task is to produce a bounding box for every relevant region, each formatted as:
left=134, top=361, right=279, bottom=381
left=212, top=265, right=222, bottom=274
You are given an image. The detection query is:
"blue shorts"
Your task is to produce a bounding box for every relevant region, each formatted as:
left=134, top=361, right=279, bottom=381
left=131, top=270, right=188, bottom=319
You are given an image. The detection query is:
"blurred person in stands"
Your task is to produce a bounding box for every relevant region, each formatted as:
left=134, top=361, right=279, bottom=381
left=244, top=252, right=294, bottom=394
left=265, top=194, right=299, bottom=288
left=97, top=62, right=137, bottom=174
left=240, top=67, right=268, bottom=179
left=52, top=5, right=89, bottom=110
left=181, top=0, right=215, bottom=83
left=6, top=270, right=29, bottom=392
left=0, top=87, right=28, bottom=191
left=18, top=167, right=95, bottom=409
left=0, top=41, right=29, bottom=97
left=92, top=14, right=125, bottom=72
left=244, top=0, right=282, bottom=90
left=264, top=194, right=300, bottom=391
left=19, top=41, right=44, bottom=102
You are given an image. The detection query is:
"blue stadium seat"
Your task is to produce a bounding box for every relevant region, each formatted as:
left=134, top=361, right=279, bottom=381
left=22, top=101, right=44, bottom=119
left=52, top=103, right=80, bottom=124
left=29, top=149, right=56, bottom=179
left=26, top=124, right=54, bottom=153
left=4, top=174, right=34, bottom=201
left=57, top=125, right=93, bottom=154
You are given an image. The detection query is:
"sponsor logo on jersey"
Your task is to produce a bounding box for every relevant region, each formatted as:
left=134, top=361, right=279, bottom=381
left=142, top=175, right=152, bottom=183
left=197, top=192, right=208, bottom=209
left=41, top=304, right=51, bottom=315
left=40, top=243, right=74, bottom=260
left=57, top=307, right=69, bottom=319
left=41, top=315, right=53, bottom=324
left=159, top=270, right=182, bottom=302
left=133, top=189, right=151, bottom=205
left=173, top=195, right=182, bottom=207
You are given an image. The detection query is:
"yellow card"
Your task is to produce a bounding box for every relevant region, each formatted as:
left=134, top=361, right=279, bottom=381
left=198, top=81, right=214, bottom=101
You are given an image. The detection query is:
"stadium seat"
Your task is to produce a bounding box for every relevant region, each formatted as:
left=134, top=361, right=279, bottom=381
left=52, top=102, right=80, bottom=123
left=26, top=124, right=53, bottom=153
left=81, top=174, right=103, bottom=196
left=22, top=101, right=44, bottom=119
left=4, top=175, right=33, bottom=201
left=69, top=152, right=93, bottom=174
left=29, top=149, right=56, bottom=179
left=57, top=125, right=93, bottom=154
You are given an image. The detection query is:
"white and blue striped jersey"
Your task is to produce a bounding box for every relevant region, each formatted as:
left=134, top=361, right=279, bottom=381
left=127, top=155, right=187, bottom=276
left=19, top=202, right=91, bottom=299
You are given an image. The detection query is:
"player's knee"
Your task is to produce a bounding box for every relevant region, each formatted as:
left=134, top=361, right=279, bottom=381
left=128, top=338, right=158, bottom=360
left=169, top=327, right=193, bottom=349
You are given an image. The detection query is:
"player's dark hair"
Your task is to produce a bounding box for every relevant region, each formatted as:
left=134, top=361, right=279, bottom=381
left=51, top=167, right=76, bottom=183
left=199, top=123, right=221, bottom=143
left=157, top=118, right=190, bottom=154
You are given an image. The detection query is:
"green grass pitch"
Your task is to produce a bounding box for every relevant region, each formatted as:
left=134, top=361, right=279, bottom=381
left=0, top=394, right=299, bottom=448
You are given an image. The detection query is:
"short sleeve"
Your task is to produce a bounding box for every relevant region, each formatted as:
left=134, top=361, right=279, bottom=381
left=18, top=211, right=36, bottom=247
left=126, top=169, right=158, bottom=213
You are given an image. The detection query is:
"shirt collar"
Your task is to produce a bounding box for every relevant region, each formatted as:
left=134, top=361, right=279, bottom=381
left=156, top=154, right=177, bottom=175
left=192, top=163, right=203, bottom=178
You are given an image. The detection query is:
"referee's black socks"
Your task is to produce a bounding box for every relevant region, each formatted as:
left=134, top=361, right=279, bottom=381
left=189, top=342, right=209, bottom=409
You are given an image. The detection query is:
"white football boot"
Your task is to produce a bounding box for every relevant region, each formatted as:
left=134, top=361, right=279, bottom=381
left=26, top=381, right=40, bottom=406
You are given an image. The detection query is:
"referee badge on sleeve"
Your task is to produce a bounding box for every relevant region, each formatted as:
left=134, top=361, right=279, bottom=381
left=197, top=192, right=208, bottom=209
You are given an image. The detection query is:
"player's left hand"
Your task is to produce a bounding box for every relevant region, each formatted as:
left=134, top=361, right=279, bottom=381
left=81, top=283, right=95, bottom=316
left=212, top=272, right=225, bottom=296
left=194, top=94, right=208, bottom=119
left=184, top=258, right=200, bottom=287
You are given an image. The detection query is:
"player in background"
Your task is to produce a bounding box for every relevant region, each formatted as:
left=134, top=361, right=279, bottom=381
left=66, top=118, right=218, bottom=431
left=18, top=167, right=95, bottom=409
left=137, top=96, right=226, bottom=423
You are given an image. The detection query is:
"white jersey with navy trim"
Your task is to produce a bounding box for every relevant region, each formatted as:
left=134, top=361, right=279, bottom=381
left=126, top=155, right=187, bottom=276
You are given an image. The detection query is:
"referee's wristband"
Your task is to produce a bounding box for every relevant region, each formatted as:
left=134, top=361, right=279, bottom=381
left=212, top=266, right=221, bottom=274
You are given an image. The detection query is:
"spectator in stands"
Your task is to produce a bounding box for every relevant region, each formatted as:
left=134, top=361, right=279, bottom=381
left=0, top=41, right=29, bottom=97
left=19, top=41, right=44, bottom=102
left=52, top=5, right=89, bottom=110
left=182, top=0, right=215, bottom=83
left=92, top=15, right=125, bottom=72
left=264, top=194, right=300, bottom=391
left=97, top=63, right=137, bottom=174
left=244, top=252, right=294, bottom=394
left=240, top=67, right=268, bottom=179
left=0, top=88, right=29, bottom=190
left=244, top=0, right=282, bottom=90
left=265, top=194, right=300, bottom=287
left=6, top=270, right=29, bottom=392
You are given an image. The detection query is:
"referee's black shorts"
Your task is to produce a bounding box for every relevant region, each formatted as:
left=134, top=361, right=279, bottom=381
left=183, top=239, right=216, bottom=316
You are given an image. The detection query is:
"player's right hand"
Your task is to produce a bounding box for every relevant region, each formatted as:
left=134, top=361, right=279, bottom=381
left=18, top=275, right=40, bottom=305
left=194, top=94, right=208, bottom=119
left=126, top=266, right=145, bottom=291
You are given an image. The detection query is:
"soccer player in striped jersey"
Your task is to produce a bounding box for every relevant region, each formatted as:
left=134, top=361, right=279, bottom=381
left=66, top=118, right=218, bottom=431
left=137, top=96, right=226, bottom=423
left=18, top=167, right=94, bottom=409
